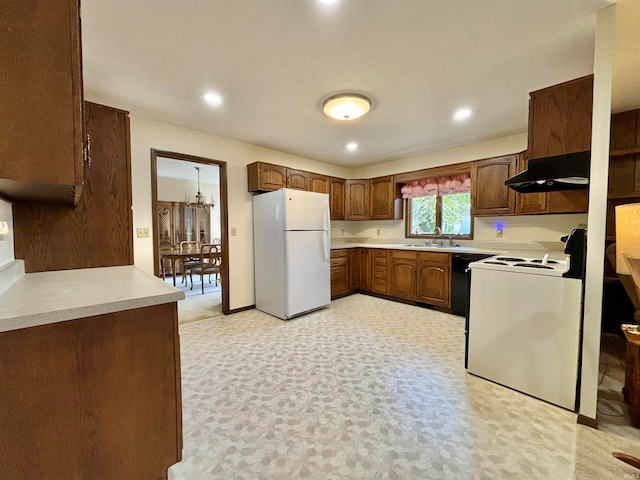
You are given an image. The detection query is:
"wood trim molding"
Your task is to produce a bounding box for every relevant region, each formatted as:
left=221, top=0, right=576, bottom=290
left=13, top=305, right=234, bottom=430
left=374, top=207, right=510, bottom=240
left=577, top=414, right=598, bottom=429
left=151, top=149, right=231, bottom=315
left=227, top=304, right=255, bottom=315
left=393, top=162, right=472, bottom=185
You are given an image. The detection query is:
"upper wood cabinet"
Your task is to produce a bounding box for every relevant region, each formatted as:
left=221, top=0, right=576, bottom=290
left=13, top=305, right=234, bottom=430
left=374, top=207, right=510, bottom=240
left=471, top=155, right=517, bottom=216
left=13, top=102, right=133, bottom=273
left=528, top=75, right=593, bottom=159
left=247, top=163, right=287, bottom=192
left=515, top=151, right=547, bottom=215
left=369, top=176, right=401, bottom=220
left=310, top=173, right=329, bottom=194
left=0, top=0, right=85, bottom=206
left=345, top=179, right=370, bottom=220
left=329, top=177, right=346, bottom=220
left=417, top=252, right=451, bottom=308
left=286, top=169, right=311, bottom=191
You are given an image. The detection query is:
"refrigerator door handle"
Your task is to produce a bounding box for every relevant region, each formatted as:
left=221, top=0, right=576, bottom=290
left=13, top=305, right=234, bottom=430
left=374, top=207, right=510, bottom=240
left=324, top=200, right=330, bottom=261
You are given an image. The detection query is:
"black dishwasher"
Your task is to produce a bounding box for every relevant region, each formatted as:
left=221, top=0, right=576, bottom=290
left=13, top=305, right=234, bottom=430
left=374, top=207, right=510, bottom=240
left=450, top=253, right=494, bottom=317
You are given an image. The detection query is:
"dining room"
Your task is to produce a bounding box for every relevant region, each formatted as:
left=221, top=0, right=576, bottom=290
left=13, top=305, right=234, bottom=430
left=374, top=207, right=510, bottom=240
left=153, top=153, right=225, bottom=323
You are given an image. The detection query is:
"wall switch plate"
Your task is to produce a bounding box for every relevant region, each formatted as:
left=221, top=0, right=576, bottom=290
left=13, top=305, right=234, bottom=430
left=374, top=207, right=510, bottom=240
left=136, top=227, right=150, bottom=238
left=231, top=227, right=237, bottom=236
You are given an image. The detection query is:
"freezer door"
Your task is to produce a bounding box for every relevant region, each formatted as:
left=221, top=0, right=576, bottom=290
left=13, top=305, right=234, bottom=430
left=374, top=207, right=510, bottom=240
left=282, top=188, right=330, bottom=231
left=285, top=230, right=331, bottom=318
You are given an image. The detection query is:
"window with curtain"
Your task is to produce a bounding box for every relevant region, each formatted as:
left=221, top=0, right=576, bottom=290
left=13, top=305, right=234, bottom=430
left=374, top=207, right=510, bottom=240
left=402, top=174, right=472, bottom=238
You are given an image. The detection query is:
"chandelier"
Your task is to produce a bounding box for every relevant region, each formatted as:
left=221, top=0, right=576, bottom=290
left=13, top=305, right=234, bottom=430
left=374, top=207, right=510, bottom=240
left=185, top=167, right=214, bottom=209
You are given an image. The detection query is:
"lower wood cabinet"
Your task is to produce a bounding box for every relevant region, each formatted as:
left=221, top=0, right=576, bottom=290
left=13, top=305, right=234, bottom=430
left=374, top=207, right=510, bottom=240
left=417, top=252, right=451, bottom=307
left=330, top=249, right=349, bottom=297
left=348, top=248, right=360, bottom=291
left=390, top=250, right=418, bottom=300
left=0, top=303, right=182, bottom=479
left=372, top=250, right=389, bottom=294
left=331, top=248, right=452, bottom=309
left=359, top=248, right=372, bottom=291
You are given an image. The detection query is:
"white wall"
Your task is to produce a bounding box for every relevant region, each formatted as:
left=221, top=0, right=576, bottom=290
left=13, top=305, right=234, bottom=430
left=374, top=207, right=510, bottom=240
left=129, top=115, right=349, bottom=310
left=0, top=198, right=14, bottom=268
left=580, top=4, right=615, bottom=422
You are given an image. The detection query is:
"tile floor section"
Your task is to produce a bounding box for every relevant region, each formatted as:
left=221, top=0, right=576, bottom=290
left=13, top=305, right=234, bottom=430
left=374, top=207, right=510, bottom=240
left=170, top=294, right=640, bottom=479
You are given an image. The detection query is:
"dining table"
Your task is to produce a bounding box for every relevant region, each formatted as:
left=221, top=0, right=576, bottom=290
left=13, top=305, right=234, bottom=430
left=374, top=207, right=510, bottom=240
left=159, top=248, right=202, bottom=286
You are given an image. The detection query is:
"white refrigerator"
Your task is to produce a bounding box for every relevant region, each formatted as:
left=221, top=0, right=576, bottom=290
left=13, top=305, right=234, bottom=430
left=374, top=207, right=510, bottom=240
left=253, top=188, right=331, bottom=320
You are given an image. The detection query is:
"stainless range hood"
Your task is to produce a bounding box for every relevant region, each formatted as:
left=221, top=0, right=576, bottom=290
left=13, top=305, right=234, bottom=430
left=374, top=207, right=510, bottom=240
left=505, top=151, right=590, bottom=193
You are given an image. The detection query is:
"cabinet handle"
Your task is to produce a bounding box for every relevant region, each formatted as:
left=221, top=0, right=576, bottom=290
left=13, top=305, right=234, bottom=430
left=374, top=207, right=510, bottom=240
left=84, top=133, right=92, bottom=170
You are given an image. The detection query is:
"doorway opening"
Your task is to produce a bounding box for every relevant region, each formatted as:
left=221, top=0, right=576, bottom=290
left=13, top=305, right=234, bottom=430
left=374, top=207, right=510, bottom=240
left=151, top=149, right=230, bottom=319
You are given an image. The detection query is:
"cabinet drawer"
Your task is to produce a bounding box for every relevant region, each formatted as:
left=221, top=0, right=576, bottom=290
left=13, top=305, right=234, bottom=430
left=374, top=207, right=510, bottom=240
left=391, top=250, right=418, bottom=260
left=374, top=265, right=387, bottom=279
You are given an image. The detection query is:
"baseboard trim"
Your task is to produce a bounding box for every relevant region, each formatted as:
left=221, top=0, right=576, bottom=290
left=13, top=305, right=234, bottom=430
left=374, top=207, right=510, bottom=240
left=577, top=414, right=598, bottom=429
left=227, top=304, right=255, bottom=315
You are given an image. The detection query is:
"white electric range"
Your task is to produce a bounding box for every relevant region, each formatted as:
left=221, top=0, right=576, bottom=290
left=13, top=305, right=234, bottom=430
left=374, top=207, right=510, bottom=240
left=465, top=253, right=583, bottom=410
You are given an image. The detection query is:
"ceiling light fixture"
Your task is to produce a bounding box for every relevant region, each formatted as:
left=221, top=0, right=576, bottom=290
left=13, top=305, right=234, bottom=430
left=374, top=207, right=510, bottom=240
left=185, top=167, right=215, bottom=209
left=203, top=91, right=222, bottom=107
left=323, top=93, right=371, bottom=121
left=453, top=107, right=473, bottom=122
left=346, top=142, right=358, bottom=152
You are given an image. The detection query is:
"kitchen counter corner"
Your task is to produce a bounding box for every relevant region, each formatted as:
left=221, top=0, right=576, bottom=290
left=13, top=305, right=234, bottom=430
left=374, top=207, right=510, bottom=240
left=0, top=265, right=185, bottom=333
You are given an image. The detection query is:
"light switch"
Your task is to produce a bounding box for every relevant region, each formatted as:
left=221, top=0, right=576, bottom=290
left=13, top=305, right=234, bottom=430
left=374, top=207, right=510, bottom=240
left=231, top=227, right=237, bottom=236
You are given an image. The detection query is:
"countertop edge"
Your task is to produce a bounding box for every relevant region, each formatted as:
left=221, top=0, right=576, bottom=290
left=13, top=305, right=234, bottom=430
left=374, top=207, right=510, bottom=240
left=0, top=266, right=186, bottom=334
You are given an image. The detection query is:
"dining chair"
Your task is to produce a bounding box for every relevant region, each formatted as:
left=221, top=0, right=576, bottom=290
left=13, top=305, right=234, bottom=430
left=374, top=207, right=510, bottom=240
left=190, top=244, right=222, bottom=294
left=180, top=241, right=201, bottom=286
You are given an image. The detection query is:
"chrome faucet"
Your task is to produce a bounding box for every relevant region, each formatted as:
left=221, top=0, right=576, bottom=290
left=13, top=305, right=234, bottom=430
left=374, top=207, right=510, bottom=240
left=427, top=226, right=441, bottom=246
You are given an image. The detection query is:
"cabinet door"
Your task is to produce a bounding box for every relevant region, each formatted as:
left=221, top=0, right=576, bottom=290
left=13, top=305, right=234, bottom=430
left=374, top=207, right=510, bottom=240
left=390, top=251, right=418, bottom=300
left=345, top=179, right=370, bottom=220
left=547, top=190, right=589, bottom=214
left=348, top=249, right=360, bottom=291
left=417, top=252, right=451, bottom=307
left=330, top=250, right=349, bottom=297
left=515, top=152, right=548, bottom=214
left=471, top=155, right=517, bottom=216
left=330, top=177, right=346, bottom=220
left=528, top=75, right=593, bottom=159
left=369, top=176, right=397, bottom=220
left=247, top=163, right=286, bottom=192
left=310, top=173, right=329, bottom=194
left=286, top=169, right=311, bottom=191
left=372, top=250, right=389, bottom=295
left=13, top=102, right=133, bottom=273
left=359, top=248, right=372, bottom=291
left=0, top=0, right=84, bottom=205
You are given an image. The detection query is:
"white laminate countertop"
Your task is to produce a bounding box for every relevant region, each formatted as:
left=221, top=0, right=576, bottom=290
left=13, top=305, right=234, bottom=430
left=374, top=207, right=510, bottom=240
left=330, top=243, right=505, bottom=255
left=0, top=265, right=185, bottom=333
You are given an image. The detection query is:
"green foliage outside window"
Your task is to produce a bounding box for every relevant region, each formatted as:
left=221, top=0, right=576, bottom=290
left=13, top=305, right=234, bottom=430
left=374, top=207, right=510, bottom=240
left=409, top=193, right=471, bottom=236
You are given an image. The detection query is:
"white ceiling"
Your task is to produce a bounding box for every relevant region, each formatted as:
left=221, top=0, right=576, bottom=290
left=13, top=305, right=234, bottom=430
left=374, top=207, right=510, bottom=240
left=157, top=157, right=219, bottom=184
left=82, top=0, right=631, bottom=168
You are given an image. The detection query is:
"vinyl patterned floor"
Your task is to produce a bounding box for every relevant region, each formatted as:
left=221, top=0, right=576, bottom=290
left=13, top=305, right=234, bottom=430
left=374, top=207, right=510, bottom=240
left=169, top=294, right=640, bottom=480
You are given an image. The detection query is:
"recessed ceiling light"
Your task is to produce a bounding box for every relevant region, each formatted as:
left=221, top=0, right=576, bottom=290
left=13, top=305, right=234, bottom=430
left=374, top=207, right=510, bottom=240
left=346, top=142, right=358, bottom=152
left=203, top=91, right=222, bottom=107
left=317, top=0, right=340, bottom=5
left=453, top=107, right=472, bottom=122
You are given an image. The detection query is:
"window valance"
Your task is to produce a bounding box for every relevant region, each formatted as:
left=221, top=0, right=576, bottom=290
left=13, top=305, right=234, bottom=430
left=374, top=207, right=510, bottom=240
left=401, top=174, right=471, bottom=199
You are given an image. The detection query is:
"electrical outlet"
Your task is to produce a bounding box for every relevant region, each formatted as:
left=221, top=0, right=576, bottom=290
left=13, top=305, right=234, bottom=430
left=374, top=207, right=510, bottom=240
left=496, top=229, right=503, bottom=238
left=136, top=227, right=150, bottom=238
left=377, top=228, right=381, bottom=236
left=231, top=227, right=237, bottom=236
